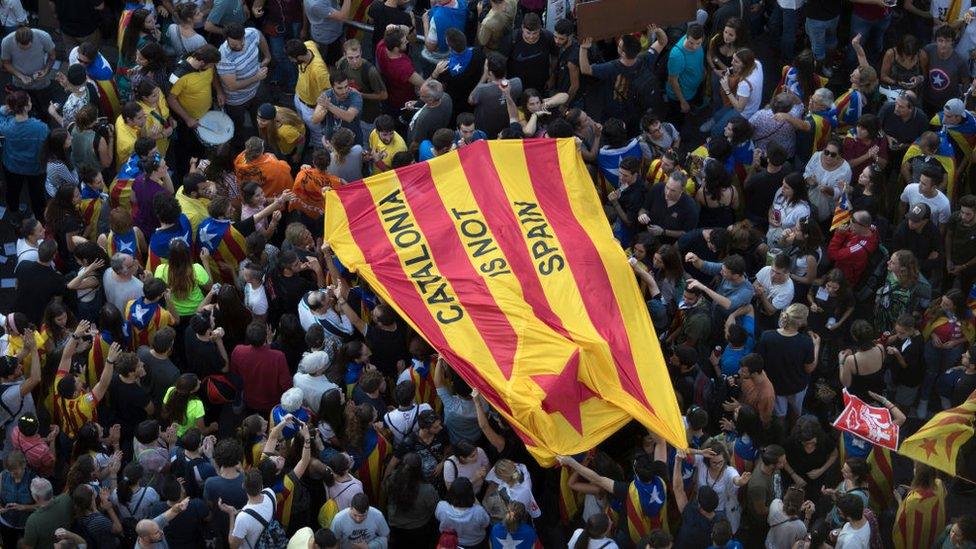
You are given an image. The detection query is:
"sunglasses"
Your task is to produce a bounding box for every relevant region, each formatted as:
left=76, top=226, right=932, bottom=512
left=823, top=149, right=839, bottom=158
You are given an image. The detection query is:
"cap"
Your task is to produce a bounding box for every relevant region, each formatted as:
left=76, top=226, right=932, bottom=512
left=0, top=356, right=18, bottom=378
left=257, top=103, right=276, bottom=120
left=906, top=202, right=931, bottom=222
left=66, top=64, right=88, bottom=87
left=945, top=98, right=966, bottom=117
left=17, top=413, right=38, bottom=436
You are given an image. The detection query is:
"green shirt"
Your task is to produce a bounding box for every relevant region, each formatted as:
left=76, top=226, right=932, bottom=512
left=153, top=263, right=210, bottom=317
left=23, top=493, right=72, bottom=549
left=163, top=386, right=206, bottom=436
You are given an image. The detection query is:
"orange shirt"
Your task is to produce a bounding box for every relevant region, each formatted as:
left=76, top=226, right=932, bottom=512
left=291, top=167, right=340, bottom=219
left=233, top=152, right=294, bottom=198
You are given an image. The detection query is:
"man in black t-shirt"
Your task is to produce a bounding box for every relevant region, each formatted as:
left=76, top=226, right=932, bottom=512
left=552, top=19, right=582, bottom=104
left=365, top=304, right=411, bottom=377
left=507, top=13, right=556, bottom=94
left=108, top=352, right=153, bottom=459
left=183, top=311, right=229, bottom=379
left=743, top=143, right=791, bottom=231
left=269, top=250, right=325, bottom=326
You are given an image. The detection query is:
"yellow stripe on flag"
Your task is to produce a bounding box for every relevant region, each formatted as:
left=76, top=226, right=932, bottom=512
left=899, top=390, right=976, bottom=478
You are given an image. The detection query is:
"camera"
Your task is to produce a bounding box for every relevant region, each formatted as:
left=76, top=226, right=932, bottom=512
left=93, top=117, right=113, bottom=138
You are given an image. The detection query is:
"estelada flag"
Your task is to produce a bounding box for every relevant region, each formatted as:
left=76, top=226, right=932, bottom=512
left=324, top=138, right=686, bottom=464
left=900, top=389, right=976, bottom=481
left=831, top=389, right=900, bottom=451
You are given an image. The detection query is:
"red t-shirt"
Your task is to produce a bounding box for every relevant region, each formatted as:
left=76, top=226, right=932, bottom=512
left=375, top=39, right=417, bottom=110
left=230, top=345, right=293, bottom=413
left=843, top=135, right=889, bottom=180
left=852, top=3, right=889, bottom=21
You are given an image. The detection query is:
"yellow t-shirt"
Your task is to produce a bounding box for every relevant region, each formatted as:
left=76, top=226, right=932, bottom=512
left=175, top=188, right=210, bottom=232
left=138, top=95, right=172, bottom=156
left=368, top=129, right=407, bottom=172
left=170, top=66, right=214, bottom=120
left=275, top=123, right=304, bottom=156
left=54, top=373, right=98, bottom=439
left=295, top=41, right=330, bottom=106
left=115, top=117, right=140, bottom=169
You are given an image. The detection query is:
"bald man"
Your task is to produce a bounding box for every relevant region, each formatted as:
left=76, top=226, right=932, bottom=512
left=135, top=498, right=191, bottom=548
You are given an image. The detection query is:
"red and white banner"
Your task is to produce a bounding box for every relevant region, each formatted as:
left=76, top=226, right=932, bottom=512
left=832, top=389, right=900, bottom=451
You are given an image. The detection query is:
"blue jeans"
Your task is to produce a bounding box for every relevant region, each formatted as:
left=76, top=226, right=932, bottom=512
left=921, top=340, right=965, bottom=403
left=849, top=13, right=891, bottom=65
left=268, top=22, right=301, bottom=90
left=774, top=388, right=807, bottom=417
left=770, top=5, right=800, bottom=60
left=805, top=16, right=839, bottom=61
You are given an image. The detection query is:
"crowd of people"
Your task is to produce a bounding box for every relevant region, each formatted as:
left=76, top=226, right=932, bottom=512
left=2, top=0, right=976, bottom=547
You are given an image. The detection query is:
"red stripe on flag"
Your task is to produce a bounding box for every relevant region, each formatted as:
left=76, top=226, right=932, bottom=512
left=456, top=142, right=572, bottom=338
left=913, top=509, right=923, bottom=548
left=335, top=183, right=513, bottom=416
left=398, top=161, right=519, bottom=379
left=522, top=140, right=653, bottom=411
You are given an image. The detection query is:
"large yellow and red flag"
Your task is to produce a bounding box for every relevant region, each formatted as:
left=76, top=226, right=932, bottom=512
left=899, top=389, right=976, bottom=481
left=324, top=138, right=686, bottom=464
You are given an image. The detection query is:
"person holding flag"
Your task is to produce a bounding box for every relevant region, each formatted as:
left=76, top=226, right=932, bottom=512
left=557, top=434, right=670, bottom=544
left=197, top=195, right=271, bottom=284
left=124, top=277, right=178, bottom=348
left=837, top=391, right=906, bottom=514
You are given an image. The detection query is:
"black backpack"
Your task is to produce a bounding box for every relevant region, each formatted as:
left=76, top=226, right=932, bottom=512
left=855, top=243, right=889, bottom=303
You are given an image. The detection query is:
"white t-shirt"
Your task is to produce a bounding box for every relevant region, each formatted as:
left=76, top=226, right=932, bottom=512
left=803, top=153, right=852, bottom=221
left=755, top=265, right=796, bottom=311
left=486, top=463, right=541, bottom=518
left=443, top=447, right=491, bottom=494
left=297, top=291, right=354, bottom=335
left=327, top=477, right=364, bottom=511
left=738, top=60, right=765, bottom=119
left=693, top=456, right=742, bottom=530
left=293, top=373, right=338, bottom=414
left=231, top=490, right=276, bottom=548
left=835, top=520, right=872, bottom=549
left=111, top=486, right=160, bottom=520
left=383, top=403, right=433, bottom=445
left=244, top=282, right=269, bottom=317
left=14, top=239, right=38, bottom=269
left=958, top=10, right=976, bottom=74
left=771, top=188, right=812, bottom=229
left=567, top=530, right=620, bottom=548
left=900, top=183, right=952, bottom=226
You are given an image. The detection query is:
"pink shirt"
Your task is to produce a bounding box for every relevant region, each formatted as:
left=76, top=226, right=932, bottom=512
left=11, top=427, right=54, bottom=477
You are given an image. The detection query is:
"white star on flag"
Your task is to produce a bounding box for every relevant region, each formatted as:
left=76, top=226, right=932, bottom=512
left=133, top=303, right=149, bottom=322
left=498, top=533, right=521, bottom=549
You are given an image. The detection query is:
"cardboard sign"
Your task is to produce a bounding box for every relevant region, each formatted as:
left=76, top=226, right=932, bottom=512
left=575, top=0, right=698, bottom=41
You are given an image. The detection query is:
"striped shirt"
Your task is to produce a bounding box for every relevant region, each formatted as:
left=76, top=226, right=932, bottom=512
left=217, top=27, right=262, bottom=106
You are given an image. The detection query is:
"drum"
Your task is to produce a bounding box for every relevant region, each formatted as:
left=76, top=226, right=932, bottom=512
left=195, top=110, right=234, bottom=147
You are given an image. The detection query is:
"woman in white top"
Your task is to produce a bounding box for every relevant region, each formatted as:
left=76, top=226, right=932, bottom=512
left=14, top=217, right=43, bottom=270
left=767, top=172, right=812, bottom=247
left=803, top=137, right=852, bottom=223
left=434, top=477, right=491, bottom=547
left=443, top=440, right=491, bottom=494
left=708, top=47, right=764, bottom=138
left=567, top=513, right=619, bottom=548
left=693, top=440, right=750, bottom=533
left=293, top=350, right=338, bottom=414
left=485, top=459, right=541, bottom=519
left=323, top=452, right=364, bottom=511
left=166, top=3, right=208, bottom=58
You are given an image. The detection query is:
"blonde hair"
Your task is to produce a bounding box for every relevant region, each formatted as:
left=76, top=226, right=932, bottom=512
left=779, top=303, right=809, bottom=330
left=891, top=249, right=920, bottom=286
left=492, top=459, right=523, bottom=485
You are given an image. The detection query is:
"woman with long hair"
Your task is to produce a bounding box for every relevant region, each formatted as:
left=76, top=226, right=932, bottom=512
left=336, top=340, right=373, bottom=396
left=806, top=268, right=854, bottom=367
left=1, top=91, right=49, bottom=220
left=692, top=439, right=748, bottom=532
left=767, top=172, right=812, bottom=246
left=198, top=141, right=242, bottom=208
left=518, top=89, right=567, bottom=137
left=385, top=452, right=438, bottom=547
left=67, top=241, right=110, bottom=322
left=781, top=217, right=824, bottom=297
left=920, top=288, right=975, bottom=417
left=272, top=313, right=307, bottom=373
left=435, top=477, right=491, bottom=548
left=893, top=462, right=945, bottom=549
left=839, top=320, right=886, bottom=400
left=162, top=373, right=216, bottom=436
left=322, top=452, right=364, bottom=512
left=70, top=484, right=122, bottom=548
left=720, top=403, right=764, bottom=472
left=880, top=33, right=927, bottom=97
left=44, top=183, right=85, bottom=272
left=154, top=239, right=211, bottom=319
left=15, top=217, right=44, bottom=268
left=117, top=8, right=160, bottom=100
left=97, top=207, right=147, bottom=267
left=784, top=418, right=838, bottom=501
left=775, top=49, right=825, bottom=102
left=344, top=403, right=390, bottom=504
left=696, top=158, right=737, bottom=228
left=325, top=128, right=364, bottom=183
left=256, top=103, right=306, bottom=164
left=256, top=420, right=314, bottom=533
left=131, top=154, right=174, bottom=236
left=317, top=388, right=346, bottom=450
left=851, top=162, right=883, bottom=219
left=87, top=303, right=130, bottom=389
left=127, top=41, right=170, bottom=100
left=214, top=285, right=251, bottom=351
left=40, top=301, right=76, bottom=354
left=133, top=79, right=174, bottom=156
left=70, top=104, right=114, bottom=173
left=238, top=414, right=268, bottom=469
left=707, top=17, right=749, bottom=102
left=43, top=128, right=78, bottom=198
left=876, top=249, right=928, bottom=333
left=111, top=462, right=159, bottom=522
left=650, top=243, right=687, bottom=314
left=707, top=47, right=764, bottom=137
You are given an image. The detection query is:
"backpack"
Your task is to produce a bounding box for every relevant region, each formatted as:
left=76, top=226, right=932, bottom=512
left=317, top=482, right=356, bottom=528
left=119, top=485, right=152, bottom=548
left=0, top=382, right=23, bottom=441
left=855, top=243, right=889, bottom=303
left=170, top=449, right=209, bottom=498
left=242, top=489, right=288, bottom=549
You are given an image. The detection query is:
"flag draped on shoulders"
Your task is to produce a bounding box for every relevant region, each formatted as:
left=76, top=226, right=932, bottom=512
left=902, top=132, right=958, bottom=198
left=125, top=297, right=166, bottom=348
left=79, top=183, right=107, bottom=241
left=932, top=110, right=976, bottom=159
left=148, top=214, right=193, bottom=271
left=356, top=426, right=389, bottom=509
left=835, top=88, right=865, bottom=129
left=197, top=217, right=246, bottom=284
left=87, top=326, right=130, bottom=389
left=892, top=480, right=946, bottom=549
left=809, top=108, right=838, bottom=154
left=110, top=153, right=141, bottom=211
left=626, top=477, right=668, bottom=542
left=324, top=138, right=686, bottom=464
left=106, top=228, right=145, bottom=266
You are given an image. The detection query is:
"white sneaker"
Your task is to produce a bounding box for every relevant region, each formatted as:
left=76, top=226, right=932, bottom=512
left=699, top=119, right=714, bottom=133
